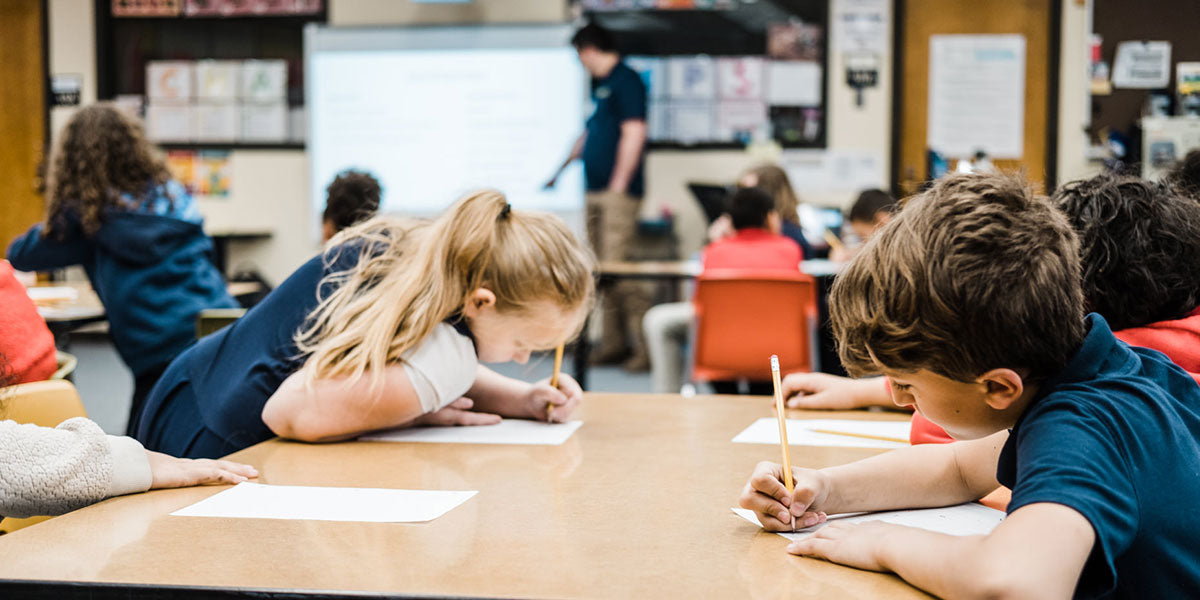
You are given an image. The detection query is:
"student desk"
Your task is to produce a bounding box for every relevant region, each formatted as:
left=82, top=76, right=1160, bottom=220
left=579, top=260, right=845, bottom=389
left=0, top=394, right=927, bottom=599
left=31, top=281, right=265, bottom=348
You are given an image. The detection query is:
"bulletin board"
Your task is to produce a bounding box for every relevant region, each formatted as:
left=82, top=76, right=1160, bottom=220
left=580, top=1, right=829, bottom=149
left=1090, top=0, right=1200, bottom=161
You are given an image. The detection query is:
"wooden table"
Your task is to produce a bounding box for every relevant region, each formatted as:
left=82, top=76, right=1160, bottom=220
left=0, top=394, right=927, bottom=599
left=31, top=281, right=265, bottom=348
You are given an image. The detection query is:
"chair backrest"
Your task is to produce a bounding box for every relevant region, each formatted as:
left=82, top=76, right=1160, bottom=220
left=51, top=351, right=77, bottom=382
left=196, top=307, right=247, bottom=339
left=691, top=269, right=818, bottom=383
left=2, top=379, right=88, bottom=427
left=0, top=380, right=89, bottom=534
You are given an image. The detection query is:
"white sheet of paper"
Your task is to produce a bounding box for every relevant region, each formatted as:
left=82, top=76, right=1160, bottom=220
left=732, top=503, right=1004, bottom=540
left=732, top=418, right=910, bottom=449
left=927, top=34, right=1026, bottom=159
left=1113, top=41, right=1172, bottom=89
left=171, top=482, right=476, bottom=523
left=765, top=61, right=822, bottom=106
left=359, top=419, right=582, bottom=445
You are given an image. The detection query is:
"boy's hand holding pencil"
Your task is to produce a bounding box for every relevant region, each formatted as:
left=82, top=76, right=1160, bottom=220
left=738, top=461, right=830, bottom=532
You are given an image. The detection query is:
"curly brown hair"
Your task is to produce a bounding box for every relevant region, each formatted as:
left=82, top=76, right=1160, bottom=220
left=323, top=170, right=382, bottom=233
left=42, top=103, right=172, bottom=239
left=830, top=172, right=1085, bottom=383
left=1054, top=173, right=1200, bottom=331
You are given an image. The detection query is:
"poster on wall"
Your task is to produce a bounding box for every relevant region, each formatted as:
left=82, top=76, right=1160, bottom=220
left=1112, top=41, right=1171, bottom=89
left=927, top=34, right=1026, bottom=159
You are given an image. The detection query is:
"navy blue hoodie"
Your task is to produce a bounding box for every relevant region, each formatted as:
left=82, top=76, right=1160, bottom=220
left=7, top=182, right=238, bottom=375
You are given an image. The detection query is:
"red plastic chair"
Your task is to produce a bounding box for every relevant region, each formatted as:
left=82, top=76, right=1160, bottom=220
left=691, top=269, right=819, bottom=384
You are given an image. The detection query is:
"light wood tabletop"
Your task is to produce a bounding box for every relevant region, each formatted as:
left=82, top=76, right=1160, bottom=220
left=0, top=394, right=929, bottom=599
left=30, top=281, right=264, bottom=324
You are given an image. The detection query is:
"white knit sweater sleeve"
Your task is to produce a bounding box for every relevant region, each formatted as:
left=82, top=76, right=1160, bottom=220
left=0, top=417, right=152, bottom=519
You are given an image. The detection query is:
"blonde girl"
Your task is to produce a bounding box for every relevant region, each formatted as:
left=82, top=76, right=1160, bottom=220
left=134, top=191, right=595, bottom=459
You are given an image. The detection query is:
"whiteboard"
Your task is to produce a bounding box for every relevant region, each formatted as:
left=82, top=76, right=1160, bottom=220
left=306, top=25, right=586, bottom=224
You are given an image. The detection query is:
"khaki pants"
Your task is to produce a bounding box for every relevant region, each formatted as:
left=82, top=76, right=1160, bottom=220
left=586, top=191, right=654, bottom=361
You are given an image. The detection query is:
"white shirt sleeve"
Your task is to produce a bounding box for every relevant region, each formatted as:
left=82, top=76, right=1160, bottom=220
left=400, top=323, right=479, bottom=413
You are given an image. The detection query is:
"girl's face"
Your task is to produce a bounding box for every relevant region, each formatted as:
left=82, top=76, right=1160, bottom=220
left=462, top=290, right=584, bottom=364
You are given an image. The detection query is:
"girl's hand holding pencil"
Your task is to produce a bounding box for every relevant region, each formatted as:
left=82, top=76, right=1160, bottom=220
left=530, top=372, right=582, bottom=423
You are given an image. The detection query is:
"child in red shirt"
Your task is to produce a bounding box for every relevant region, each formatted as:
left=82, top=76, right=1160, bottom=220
left=0, top=261, right=56, bottom=384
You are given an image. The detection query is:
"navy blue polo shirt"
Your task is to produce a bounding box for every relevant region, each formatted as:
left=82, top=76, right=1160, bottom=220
left=997, top=313, right=1200, bottom=598
left=582, top=61, right=647, bottom=197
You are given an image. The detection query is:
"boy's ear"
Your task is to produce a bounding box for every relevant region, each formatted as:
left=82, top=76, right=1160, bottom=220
left=462, top=288, right=497, bottom=317
left=977, top=368, right=1025, bottom=410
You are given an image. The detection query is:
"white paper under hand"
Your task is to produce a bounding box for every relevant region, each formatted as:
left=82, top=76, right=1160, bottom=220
left=359, top=419, right=582, bottom=445
left=732, top=418, right=910, bottom=449
left=731, top=503, right=1004, bottom=540
left=170, top=482, right=476, bottom=523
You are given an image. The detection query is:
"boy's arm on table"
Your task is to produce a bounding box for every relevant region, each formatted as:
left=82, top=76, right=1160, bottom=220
left=742, top=431, right=1006, bottom=530
left=782, top=373, right=899, bottom=410
left=466, top=364, right=582, bottom=423
left=817, top=502, right=1092, bottom=599
left=6, top=223, right=90, bottom=272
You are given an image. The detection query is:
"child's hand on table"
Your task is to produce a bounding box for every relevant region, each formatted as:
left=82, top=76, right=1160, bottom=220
left=739, top=461, right=830, bottom=531
left=529, top=373, right=582, bottom=423
left=416, top=398, right=502, bottom=427
left=147, top=451, right=259, bottom=489
left=785, top=520, right=903, bottom=572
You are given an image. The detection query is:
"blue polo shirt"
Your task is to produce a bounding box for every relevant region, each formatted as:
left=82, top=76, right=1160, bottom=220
left=997, top=313, right=1200, bottom=598
left=582, top=61, right=647, bottom=197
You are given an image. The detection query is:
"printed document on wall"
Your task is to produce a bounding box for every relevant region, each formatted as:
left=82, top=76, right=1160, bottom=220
left=927, top=34, right=1025, bottom=159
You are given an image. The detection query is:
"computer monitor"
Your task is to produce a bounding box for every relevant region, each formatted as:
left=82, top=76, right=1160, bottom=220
left=687, top=183, right=733, bottom=224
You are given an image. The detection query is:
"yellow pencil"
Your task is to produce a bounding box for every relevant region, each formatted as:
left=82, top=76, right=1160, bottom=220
left=547, top=343, right=564, bottom=421
left=823, top=229, right=845, bottom=254
left=810, top=428, right=908, bottom=444
left=771, top=355, right=796, bottom=530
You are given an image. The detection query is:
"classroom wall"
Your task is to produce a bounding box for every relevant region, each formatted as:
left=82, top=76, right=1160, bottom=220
left=45, top=0, right=1094, bottom=283
left=1057, top=0, right=1101, bottom=185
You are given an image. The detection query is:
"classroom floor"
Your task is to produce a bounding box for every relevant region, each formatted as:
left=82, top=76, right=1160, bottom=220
left=70, top=335, right=664, bottom=435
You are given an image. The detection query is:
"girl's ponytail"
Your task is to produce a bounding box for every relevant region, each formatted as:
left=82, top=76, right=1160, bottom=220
left=296, top=190, right=593, bottom=390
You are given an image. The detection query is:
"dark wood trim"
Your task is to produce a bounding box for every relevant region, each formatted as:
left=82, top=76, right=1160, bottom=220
left=40, top=0, right=50, bottom=155
left=1045, top=0, right=1062, bottom=192
left=889, top=0, right=905, bottom=198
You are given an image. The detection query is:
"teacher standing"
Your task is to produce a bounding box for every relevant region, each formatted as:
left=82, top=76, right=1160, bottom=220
left=547, top=22, right=651, bottom=371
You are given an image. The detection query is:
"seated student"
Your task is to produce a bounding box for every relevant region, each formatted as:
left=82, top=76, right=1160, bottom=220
left=0, top=356, right=257, bottom=519
left=785, top=173, right=1200, bottom=446
left=0, top=261, right=56, bottom=384
left=739, top=173, right=1200, bottom=598
left=135, top=191, right=594, bottom=459
left=643, top=187, right=801, bottom=394
left=7, top=104, right=238, bottom=435
left=1163, top=148, right=1200, bottom=202
left=322, top=169, right=382, bottom=242
left=709, top=164, right=813, bottom=259
left=829, top=189, right=895, bottom=262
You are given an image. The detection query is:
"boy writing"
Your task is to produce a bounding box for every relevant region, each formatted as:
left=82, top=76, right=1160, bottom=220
left=739, top=173, right=1200, bottom=597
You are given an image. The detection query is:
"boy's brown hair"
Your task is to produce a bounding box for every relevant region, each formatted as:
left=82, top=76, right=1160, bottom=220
left=830, top=172, right=1086, bottom=383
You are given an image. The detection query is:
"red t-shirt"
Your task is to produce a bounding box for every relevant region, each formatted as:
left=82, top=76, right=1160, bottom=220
left=701, top=228, right=803, bottom=271
left=908, top=307, right=1200, bottom=445
left=0, top=261, right=57, bottom=384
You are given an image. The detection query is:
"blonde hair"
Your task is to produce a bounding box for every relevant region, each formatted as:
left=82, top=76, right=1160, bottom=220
left=744, top=164, right=801, bottom=225
left=295, top=190, right=595, bottom=388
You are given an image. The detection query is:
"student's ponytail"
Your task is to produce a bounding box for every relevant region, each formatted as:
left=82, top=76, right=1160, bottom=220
left=295, top=190, right=594, bottom=390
